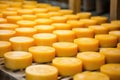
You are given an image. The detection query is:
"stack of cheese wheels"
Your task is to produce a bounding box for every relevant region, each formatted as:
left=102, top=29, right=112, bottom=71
left=72, top=28, right=94, bottom=38
left=53, top=30, right=75, bottom=42
left=52, top=57, right=82, bottom=76
left=74, top=38, right=99, bottom=52
left=29, top=46, right=55, bottom=63
left=4, top=51, right=32, bottom=70
left=0, top=41, right=11, bottom=57
left=33, top=33, right=57, bottom=46
left=95, top=34, right=118, bottom=48
left=100, top=64, right=120, bottom=80
left=77, top=51, right=105, bottom=70
left=100, top=48, right=120, bottom=63
left=9, top=36, right=34, bottom=51
left=73, top=72, right=110, bottom=80
left=25, top=65, right=58, bottom=80
left=52, top=42, right=78, bottom=57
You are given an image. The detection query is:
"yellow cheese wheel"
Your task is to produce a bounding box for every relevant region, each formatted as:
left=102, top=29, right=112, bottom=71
left=15, top=27, right=37, bottom=37
left=79, top=19, right=97, bottom=27
left=77, top=51, right=105, bottom=70
left=91, top=16, right=108, bottom=24
left=95, top=34, right=118, bottom=48
left=100, top=48, right=120, bottom=63
left=53, top=30, right=75, bottom=42
left=77, top=12, right=91, bottom=19
left=47, top=6, right=60, bottom=12
left=33, top=8, right=48, bottom=13
left=17, top=20, right=36, bottom=27
left=50, top=16, right=67, bottom=23
left=0, top=23, right=19, bottom=30
left=22, top=4, right=37, bottom=9
left=74, top=38, right=99, bottom=52
left=37, top=3, right=51, bottom=8
left=22, top=15, right=37, bottom=21
left=101, top=23, right=120, bottom=31
left=18, top=9, right=34, bottom=15
left=111, top=20, right=120, bottom=26
left=0, top=30, right=16, bottom=41
left=88, top=25, right=109, bottom=34
left=23, top=1, right=37, bottom=5
left=64, top=14, right=79, bottom=20
left=29, top=46, right=55, bottom=63
left=0, top=41, right=11, bottom=57
left=35, top=19, right=53, bottom=25
left=4, top=51, right=32, bottom=70
left=9, top=36, right=34, bottom=51
left=6, top=16, right=22, bottom=23
left=34, top=25, right=55, bottom=33
left=109, top=31, right=120, bottom=42
left=67, top=20, right=84, bottom=28
left=59, top=9, right=73, bottom=15
left=73, top=72, right=110, bottom=80
left=33, top=33, right=57, bottom=46
left=9, top=2, right=22, bottom=8
left=2, top=11, right=17, bottom=18
left=48, top=12, right=62, bottom=17
left=72, top=28, right=94, bottom=38
left=0, top=18, right=7, bottom=23
left=52, top=57, right=82, bottom=76
left=117, top=43, right=120, bottom=49
left=25, top=65, right=58, bottom=80
left=52, top=42, right=78, bottom=57
left=52, top=23, right=72, bottom=30
left=100, top=64, right=120, bottom=80
left=6, top=8, right=19, bottom=11
left=36, top=13, right=51, bottom=18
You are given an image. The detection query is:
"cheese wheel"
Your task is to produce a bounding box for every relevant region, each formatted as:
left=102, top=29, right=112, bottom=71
left=4, top=51, right=32, bottom=70
left=0, top=4, right=9, bottom=10
left=15, top=27, right=37, bottom=37
left=6, top=16, right=22, bottom=23
left=73, top=72, right=110, bottom=80
left=67, top=20, right=84, bottom=28
left=9, top=36, right=34, bottom=51
left=72, top=28, right=94, bottom=38
left=18, top=9, right=34, bottom=15
left=33, top=33, right=57, bottom=46
left=22, top=15, right=37, bottom=21
left=79, top=19, right=97, bottom=27
left=29, top=46, right=55, bottom=63
left=9, top=2, right=22, bottom=8
left=0, top=41, right=11, bottom=57
left=0, top=23, right=19, bottom=30
left=101, top=23, right=120, bottom=31
left=77, top=12, right=91, bottom=19
left=0, top=30, right=16, bottom=41
left=47, top=6, right=60, bottom=12
left=23, top=1, right=37, bottom=5
left=95, top=34, right=118, bottom=48
left=77, top=51, right=105, bottom=70
left=25, top=65, right=58, bottom=80
left=34, top=25, right=55, bottom=33
left=59, top=9, right=73, bottom=15
left=88, top=25, right=108, bottom=34
left=53, top=30, right=75, bottom=42
left=0, top=18, right=7, bottom=23
left=50, top=16, right=67, bottom=23
left=74, top=38, right=99, bottom=52
left=52, top=57, right=82, bottom=76
left=48, top=12, right=62, bottom=17
left=111, top=20, right=120, bottom=26
left=109, top=31, right=120, bottom=42
left=64, top=14, right=79, bottom=20
left=33, top=8, right=48, bottom=13
left=117, top=43, right=120, bottom=49
left=100, top=48, right=120, bottom=63
left=6, top=8, right=19, bottom=11
left=35, top=19, right=53, bottom=25
left=36, top=13, right=51, bottom=18
left=52, top=42, right=78, bottom=57
left=17, top=20, right=36, bottom=27
left=22, top=5, right=37, bottom=9
left=91, top=16, right=108, bottom=24
left=2, top=11, right=17, bottom=18
left=52, top=23, right=72, bottom=30
left=100, top=64, right=120, bottom=80
left=37, top=3, right=51, bottom=8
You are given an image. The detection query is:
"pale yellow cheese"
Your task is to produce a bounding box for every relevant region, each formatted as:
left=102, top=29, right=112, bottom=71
left=33, top=8, right=48, bottom=13
left=48, top=12, right=62, bottom=17
left=109, top=30, right=120, bottom=42
left=47, top=6, right=60, bottom=12
left=52, top=42, right=78, bottom=57
left=64, top=14, right=79, bottom=20
left=52, top=57, right=82, bottom=76
left=2, top=11, right=17, bottom=18
left=77, top=12, right=91, bottom=19
left=22, top=5, right=37, bottom=9
left=6, top=16, right=22, bottom=23
left=50, top=16, right=67, bottom=23
left=59, top=9, right=73, bottom=15
left=22, top=15, right=37, bottom=21
left=29, top=46, right=55, bottom=63
left=18, top=9, right=34, bottom=15
left=25, top=65, right=58, bottom=80
left=0, top=18, right=7, bottom=23
left=36, top=13, right=51, bottom=18
left=35, top=19, right=53, bottom=25
left=4, top=51, right=32, bottom=70
left=77, top=51, right=105, bottom=70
